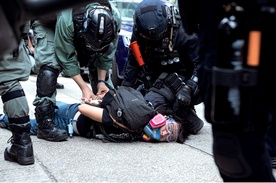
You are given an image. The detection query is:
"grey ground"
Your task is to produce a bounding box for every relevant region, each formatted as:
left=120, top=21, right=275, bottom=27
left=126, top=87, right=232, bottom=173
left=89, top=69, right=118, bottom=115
left=0, top=75, right=274, bottom=182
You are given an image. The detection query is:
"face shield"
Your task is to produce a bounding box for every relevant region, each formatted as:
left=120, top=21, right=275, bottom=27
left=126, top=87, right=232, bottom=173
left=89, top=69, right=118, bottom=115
left=81, top=6, right=117, bottom=52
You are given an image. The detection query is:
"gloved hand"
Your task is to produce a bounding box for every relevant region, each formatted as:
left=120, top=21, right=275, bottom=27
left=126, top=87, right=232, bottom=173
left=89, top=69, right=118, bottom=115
left=176, top=85, right=191, bottom=106
left=186, top=79, right=199, bottom=96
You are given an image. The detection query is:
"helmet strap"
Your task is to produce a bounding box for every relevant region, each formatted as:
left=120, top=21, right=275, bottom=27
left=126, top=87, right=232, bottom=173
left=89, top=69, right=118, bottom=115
left=168, top=27, right=173, bottom=52
left=168, top=6, right=177, bottom=52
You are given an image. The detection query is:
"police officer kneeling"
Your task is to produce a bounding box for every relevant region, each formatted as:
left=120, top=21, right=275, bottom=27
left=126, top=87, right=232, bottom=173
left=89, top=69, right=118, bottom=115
left=122, top=0, right=203, bottom=135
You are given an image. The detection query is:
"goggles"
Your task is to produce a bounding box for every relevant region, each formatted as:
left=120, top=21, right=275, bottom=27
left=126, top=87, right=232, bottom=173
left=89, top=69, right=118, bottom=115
left=165, top=117, right=179, bottom=142
left=143, top=115, right=179, bottom=142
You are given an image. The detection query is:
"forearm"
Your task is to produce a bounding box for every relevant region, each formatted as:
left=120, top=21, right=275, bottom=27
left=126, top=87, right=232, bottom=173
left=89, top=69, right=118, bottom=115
left=72, top=74, right=91, bottom=91
left=97, top=68, right=107, bottom=81
left=78, top=104, right=103, bottom=122
left=121, top=59, right=138, bottom=87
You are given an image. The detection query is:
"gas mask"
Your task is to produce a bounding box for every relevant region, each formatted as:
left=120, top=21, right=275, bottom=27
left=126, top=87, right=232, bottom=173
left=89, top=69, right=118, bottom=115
left=142, top=113, right=179, bottom=142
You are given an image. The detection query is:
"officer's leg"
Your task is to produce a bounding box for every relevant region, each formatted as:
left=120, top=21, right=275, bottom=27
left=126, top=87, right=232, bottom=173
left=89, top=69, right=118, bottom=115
left=1, top=81, right=34, bottom=165
left=34, top=65, right=68, bottom=141
left=212, top=123, right=275, bottom=181
left=265, top=111, right=276, bottom=168
left=183, top=105, right=204, bottom=135
left=207, top=85, right=275, bottom=181
left=184, top=90, right=204, bottom=135
left=32, top=22, right=67, bottom=141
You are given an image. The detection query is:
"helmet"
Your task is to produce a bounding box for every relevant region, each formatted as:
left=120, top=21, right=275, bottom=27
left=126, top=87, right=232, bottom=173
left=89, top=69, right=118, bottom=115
left=82, top=6, right=117, bottom=52
left=134, top=0, right=170, bottom=40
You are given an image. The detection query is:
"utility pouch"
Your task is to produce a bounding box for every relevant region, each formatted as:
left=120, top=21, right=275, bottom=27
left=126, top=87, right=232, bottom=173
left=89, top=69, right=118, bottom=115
left=211, top=66, right=258, bottom=124
left=165, top=72, right=184, bottom=93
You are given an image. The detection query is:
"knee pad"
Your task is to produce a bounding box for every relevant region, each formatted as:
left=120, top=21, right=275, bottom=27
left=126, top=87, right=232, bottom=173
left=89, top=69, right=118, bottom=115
left=212, top=128, right=251, bottom=179
left=37, top=65, right=59, bottom=97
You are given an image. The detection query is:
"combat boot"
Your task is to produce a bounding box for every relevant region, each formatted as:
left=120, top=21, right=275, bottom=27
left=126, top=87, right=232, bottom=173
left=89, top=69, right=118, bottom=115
left=35, top=104, right=68, bottom=141
left=185, top=108, right=204, bottom=135
left=4, top=123, right=34, bottom=165
left=56, top=82, right=64, bottom=89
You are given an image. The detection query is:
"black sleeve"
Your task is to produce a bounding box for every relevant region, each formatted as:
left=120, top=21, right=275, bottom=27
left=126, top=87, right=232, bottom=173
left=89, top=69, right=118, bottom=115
left=121, top=33, right=140, bottom=87
left=175, top=23, right=200, bottom=77
left=76, top=114, right=97, bottom=138
left=102, top=108, right=113, bottom=127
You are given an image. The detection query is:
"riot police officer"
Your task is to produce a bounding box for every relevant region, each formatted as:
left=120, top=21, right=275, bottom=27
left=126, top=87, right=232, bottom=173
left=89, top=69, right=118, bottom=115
left=31, top=1, right=121, bottom=142
left=122, top=0, right=203, bottom=135
left=0, top=22, right=34, bottom=165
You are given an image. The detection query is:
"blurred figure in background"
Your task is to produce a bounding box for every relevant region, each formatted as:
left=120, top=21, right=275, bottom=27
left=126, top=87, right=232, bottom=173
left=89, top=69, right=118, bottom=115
left=178, top=0, right=276, bottom=181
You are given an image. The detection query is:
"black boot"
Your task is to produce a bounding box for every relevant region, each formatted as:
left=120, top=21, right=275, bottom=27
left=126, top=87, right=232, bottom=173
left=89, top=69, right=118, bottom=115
left=56, top=82, right=64, bottom=89
left=4, top=124, right=34, bottom=165
left=35, top=104, right=68, bottom=141
left=185, top=108, right=204, bottom=135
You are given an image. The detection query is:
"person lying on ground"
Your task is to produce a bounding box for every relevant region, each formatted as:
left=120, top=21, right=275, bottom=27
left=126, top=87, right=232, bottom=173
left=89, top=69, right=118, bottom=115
left=0, top=98, right=185, bottom=142
left=0, top=72, right=198, bottom=143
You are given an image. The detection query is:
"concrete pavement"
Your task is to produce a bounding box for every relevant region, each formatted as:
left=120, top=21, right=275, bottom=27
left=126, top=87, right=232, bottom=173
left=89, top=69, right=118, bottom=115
left=0, top=74, right=265, bottom=182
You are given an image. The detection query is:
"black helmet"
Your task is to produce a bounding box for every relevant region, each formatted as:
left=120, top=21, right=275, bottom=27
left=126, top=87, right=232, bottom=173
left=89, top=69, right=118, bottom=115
left=134, top=0, right=170, bottom=40
left=82, top=6, right=117, bottom=51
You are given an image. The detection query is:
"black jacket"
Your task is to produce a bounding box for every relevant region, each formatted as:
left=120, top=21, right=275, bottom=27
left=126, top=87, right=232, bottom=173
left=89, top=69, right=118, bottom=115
left=122, top=21, right=200, bottom=89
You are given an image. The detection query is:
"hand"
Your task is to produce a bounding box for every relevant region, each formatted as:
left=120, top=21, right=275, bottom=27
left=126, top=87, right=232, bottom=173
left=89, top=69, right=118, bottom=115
left=81, top=87, right=96, bottom=101
left=81, top=98, right=102, bottom=107
left=186, top=79, right=199, bottom=96
left=176, top=85, right=191, bottom=106
left=72, top=74, right=96, bottom=100
left=96, top=82, right=109, bottom=99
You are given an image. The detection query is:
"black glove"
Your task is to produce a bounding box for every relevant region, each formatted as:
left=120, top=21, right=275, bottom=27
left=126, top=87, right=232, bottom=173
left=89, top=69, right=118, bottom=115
left=176, top=85, right=191, bottom=106
left=186, top=79, right=199, bottom=96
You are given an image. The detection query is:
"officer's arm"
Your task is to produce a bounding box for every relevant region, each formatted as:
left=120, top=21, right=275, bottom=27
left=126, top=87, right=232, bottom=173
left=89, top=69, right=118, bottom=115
left=121, top=34, right=140, bottom=87
left=177, top=24, right=200, bottom=96
left=54, top=9, right=80, bottom=77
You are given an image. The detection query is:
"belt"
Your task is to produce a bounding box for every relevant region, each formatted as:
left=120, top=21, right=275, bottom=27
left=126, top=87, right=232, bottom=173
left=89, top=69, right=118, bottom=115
left=72, top=111, right=81, bottom=135
left=73, top=111, right=81, bottom=121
